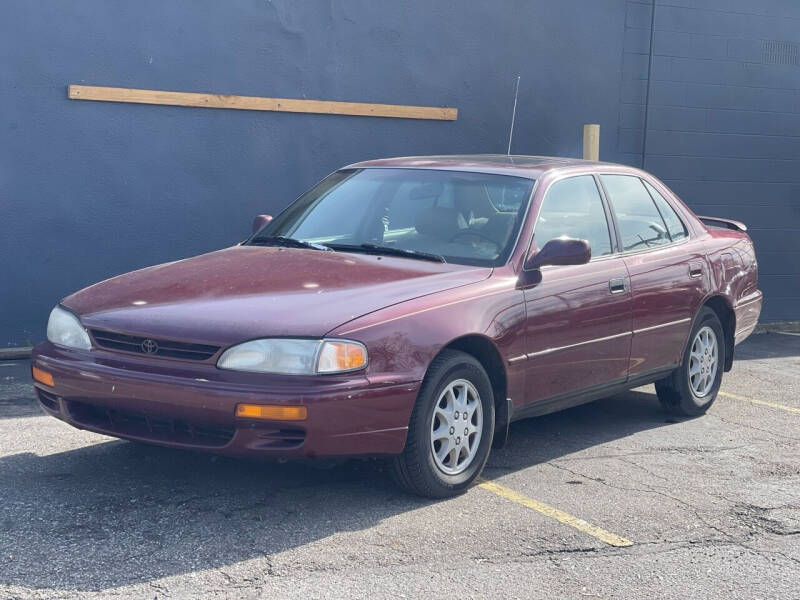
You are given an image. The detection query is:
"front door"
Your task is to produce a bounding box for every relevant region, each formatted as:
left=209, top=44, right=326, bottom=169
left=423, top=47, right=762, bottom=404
left=519, top=175, right=632, bottom=409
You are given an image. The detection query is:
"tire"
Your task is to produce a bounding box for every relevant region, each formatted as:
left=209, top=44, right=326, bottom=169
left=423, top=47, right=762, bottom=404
left=656, top=306, right=725, bottom=416
left=390, top=350, right=495, bottom=498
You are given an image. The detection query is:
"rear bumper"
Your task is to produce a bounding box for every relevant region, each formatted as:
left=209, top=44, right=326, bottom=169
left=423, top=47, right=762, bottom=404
left=734, top=290, right=762, bottom=345
left=32, top=342, right=419, bottom=458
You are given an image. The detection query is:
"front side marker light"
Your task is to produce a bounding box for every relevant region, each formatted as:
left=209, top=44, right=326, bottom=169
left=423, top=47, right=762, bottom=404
left=32, top=366, right=54, bottom=387
left=235, top=404, right=308, bottom=421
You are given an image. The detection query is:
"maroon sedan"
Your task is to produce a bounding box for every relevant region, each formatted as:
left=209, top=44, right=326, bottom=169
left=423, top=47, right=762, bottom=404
left=32, top=155, right=762, bottom=497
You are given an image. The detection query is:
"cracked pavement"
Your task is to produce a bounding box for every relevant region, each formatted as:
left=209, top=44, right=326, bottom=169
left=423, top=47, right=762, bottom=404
left=0, top=332, right=798, bottom=599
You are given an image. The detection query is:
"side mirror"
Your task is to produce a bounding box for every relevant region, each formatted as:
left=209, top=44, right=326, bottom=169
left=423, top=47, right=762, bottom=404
left=524, top=237, right=591, bottom=270
left=252, top=214, right=273, bottom=234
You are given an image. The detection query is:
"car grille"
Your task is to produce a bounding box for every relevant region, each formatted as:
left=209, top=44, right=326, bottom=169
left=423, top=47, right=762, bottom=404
left=67, top=401, right=235, bottom=447
left=89, top=329, right=220, bottom=361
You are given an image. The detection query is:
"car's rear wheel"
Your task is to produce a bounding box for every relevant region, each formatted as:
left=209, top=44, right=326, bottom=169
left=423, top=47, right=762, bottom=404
left=656, top=306, right=725, bottom=416
left=390, top=350, right=494, bottom=498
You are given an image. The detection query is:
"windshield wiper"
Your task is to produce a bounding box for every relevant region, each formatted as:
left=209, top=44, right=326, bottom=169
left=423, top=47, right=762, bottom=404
left=328, top=243, right=446, bottom=263
left=249, top=236, right=331, bottom=251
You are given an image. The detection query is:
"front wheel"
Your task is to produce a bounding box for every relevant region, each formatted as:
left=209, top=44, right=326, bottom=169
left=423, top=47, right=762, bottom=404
left=390, top=350, right=495, bottom=498
left=656, top=306, right=725, bottom=416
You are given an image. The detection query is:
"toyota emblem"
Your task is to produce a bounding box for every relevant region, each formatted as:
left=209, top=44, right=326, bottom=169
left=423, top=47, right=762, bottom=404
left=141, top=339, right=158, bottom=354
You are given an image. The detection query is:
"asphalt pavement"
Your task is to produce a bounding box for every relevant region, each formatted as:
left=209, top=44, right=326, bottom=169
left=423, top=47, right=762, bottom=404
left=1, top=333, right=798, bottom=599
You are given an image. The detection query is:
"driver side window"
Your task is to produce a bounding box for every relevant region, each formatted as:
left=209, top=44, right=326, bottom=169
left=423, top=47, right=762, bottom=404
left=534, top=176, right=613, bottom=257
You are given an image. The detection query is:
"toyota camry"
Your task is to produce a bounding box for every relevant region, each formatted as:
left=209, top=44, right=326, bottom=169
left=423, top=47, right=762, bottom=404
left=31, top=155, right=762, bottom=497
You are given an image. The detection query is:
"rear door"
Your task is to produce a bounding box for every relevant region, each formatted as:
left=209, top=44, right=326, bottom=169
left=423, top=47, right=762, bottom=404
left=520, top=175, right=632, bottom=406
left=600, top=175, right=706, bottom=379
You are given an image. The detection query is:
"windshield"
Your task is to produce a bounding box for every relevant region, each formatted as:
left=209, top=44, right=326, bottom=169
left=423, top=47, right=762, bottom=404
left=249, top=168, right=535, bottom=267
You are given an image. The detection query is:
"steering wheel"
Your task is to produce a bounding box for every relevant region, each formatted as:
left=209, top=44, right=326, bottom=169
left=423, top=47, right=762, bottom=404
left=449, top=230, right=500, bottom=247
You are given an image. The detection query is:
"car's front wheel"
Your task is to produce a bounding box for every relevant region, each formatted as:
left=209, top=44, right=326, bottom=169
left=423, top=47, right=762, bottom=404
left=656, top=306, right=725, bottom=416
left=390, top=350, right=494, bottom=498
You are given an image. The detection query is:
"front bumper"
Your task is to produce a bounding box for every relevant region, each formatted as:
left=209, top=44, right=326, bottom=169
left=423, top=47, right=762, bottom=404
left=32, top=342, right=419, bottom=458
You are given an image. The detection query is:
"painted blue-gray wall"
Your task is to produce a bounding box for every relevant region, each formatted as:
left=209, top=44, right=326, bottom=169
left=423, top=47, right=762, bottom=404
left=621, top=0, right=800, bottom=322
left=1, top=0, right=798, bottom=346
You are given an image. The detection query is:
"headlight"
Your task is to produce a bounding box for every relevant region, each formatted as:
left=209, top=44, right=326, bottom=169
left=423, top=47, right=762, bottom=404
left=46, top=306, right=92, bottom=350
left=217, top=338, right=367, bottom=375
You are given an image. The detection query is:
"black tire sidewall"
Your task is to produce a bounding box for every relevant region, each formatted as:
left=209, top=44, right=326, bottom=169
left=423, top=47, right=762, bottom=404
left=412, top=354, right=495, bottom=492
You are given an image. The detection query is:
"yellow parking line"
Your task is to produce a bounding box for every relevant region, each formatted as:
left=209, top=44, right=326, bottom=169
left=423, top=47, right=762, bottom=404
left=719, top=391, right=800, bottom=415
left=477, top=478, right=633, bottom=547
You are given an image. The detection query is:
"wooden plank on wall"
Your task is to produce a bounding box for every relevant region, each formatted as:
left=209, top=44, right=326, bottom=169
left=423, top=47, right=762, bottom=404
left=68, top=85, right=457, bottom=121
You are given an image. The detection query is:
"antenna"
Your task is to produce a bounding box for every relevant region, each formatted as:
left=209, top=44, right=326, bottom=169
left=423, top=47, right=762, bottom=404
left=507, top=75, right=521, bottom=155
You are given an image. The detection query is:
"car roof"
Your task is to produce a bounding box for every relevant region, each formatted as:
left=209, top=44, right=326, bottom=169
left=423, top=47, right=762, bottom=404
left=343, top=154, right=624, bottom=179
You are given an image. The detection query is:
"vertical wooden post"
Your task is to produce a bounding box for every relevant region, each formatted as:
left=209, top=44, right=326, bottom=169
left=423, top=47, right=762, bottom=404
left=583, top=124, right=600, bottom=161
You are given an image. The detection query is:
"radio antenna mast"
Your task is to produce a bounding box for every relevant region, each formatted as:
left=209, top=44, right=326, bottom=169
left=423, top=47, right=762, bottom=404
left=507, top=75, right=521, bottom=155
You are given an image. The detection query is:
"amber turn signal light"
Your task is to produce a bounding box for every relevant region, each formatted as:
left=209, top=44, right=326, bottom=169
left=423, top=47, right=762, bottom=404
left=235, top=404, right=308, bottom=421
left=317, top=340, right=367, bottom=373
left=32, top=366, right=54, bottom=387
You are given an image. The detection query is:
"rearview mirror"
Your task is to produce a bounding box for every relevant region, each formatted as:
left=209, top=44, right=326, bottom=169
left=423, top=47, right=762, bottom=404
left=524, top=237, right=591, bottom=270
left=252, top=214, right=273, bottom=234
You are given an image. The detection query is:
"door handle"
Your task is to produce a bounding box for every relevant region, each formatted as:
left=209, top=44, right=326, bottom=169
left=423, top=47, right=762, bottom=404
left=689, top=264, right=703, bottom=278
left=609, top=278, right=626, bottom=294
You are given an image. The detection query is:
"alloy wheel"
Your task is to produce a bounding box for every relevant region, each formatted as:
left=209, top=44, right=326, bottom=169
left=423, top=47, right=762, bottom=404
left=689, top=325, right=718, bottom=398
left=429, top=379, right=483, bottom=475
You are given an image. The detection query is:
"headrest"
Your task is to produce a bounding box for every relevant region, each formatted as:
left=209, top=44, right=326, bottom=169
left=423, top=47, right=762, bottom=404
left=415, top=207, right=467, bottom=238
left=455, top=184, right=494, bottom=219
left=409, top=182, right=444, bottom=201
left=483, top=212, right=515, bottom=243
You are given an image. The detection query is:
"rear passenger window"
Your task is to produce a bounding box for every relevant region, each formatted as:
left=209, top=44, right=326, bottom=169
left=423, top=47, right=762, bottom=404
left=601, top=175, right=670, bottom=252
left=643, top=180, right=688, bottom=242
left=535, top=176, right=612, bottom=257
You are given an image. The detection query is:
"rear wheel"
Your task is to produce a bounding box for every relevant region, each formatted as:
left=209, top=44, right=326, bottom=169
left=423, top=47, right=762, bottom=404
left=390, top=350, right=494, bottom=498
left=656, top=306, right=725, bottom=416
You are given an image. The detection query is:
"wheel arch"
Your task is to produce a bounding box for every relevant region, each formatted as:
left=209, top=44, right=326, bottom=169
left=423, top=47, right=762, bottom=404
left=701, top=295, right=735, bottom=371
left=438, top=334, right=510, bottom=446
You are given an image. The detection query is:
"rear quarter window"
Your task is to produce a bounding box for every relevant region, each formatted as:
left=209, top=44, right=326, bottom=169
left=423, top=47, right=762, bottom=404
left=643, top=180, right=688, bottom=242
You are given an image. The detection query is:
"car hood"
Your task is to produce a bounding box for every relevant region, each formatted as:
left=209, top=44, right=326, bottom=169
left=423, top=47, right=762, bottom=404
left=63, top=246, right=490, bottom=345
